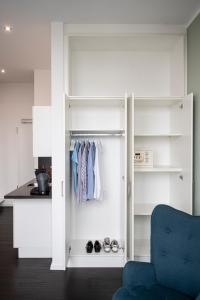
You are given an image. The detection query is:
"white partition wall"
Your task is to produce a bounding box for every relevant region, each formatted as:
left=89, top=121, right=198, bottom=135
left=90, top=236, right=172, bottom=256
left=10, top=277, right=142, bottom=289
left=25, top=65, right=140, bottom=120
left=51, top=23, right=66, bottom=270
left=51, top=23, right=192, bottom=269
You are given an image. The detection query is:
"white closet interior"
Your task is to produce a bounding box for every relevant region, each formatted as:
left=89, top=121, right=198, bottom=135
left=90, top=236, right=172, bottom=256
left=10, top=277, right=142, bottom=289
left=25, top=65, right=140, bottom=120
left=133, top=95, right=193, bottom=261
left=50, top=24, right=193, bottom=269
left=65, top=95, right=127, bottom=267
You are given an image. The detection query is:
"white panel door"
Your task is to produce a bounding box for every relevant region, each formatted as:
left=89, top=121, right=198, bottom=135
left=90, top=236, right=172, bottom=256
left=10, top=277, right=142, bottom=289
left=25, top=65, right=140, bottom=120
left=126, top=93, right=135, bottom=261
left=183, top=93, right=193, bottom=213
left=33, top=106, right=52, bottom=157
left=64, top=32, right=71, bottom=266
left=65, top=95, right=71, bottom=265
left=124, top=93, right=128, bottom=262
left=130, top=93, right=135, bottom=260
left=178, top=93, right=193, bottom=213
left=17, top=123, right=34, bottom=186
left=170, top=94, right=193, bottom=214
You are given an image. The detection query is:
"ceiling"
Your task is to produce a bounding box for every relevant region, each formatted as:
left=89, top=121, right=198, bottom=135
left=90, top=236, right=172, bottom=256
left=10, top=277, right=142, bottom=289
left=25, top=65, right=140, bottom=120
left=0, top=0, right=200, bottom=83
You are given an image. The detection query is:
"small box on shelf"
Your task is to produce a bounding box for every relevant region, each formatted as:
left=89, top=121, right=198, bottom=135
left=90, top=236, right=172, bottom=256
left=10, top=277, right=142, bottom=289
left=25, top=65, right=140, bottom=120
left=134, top=150, right=153, bottom=168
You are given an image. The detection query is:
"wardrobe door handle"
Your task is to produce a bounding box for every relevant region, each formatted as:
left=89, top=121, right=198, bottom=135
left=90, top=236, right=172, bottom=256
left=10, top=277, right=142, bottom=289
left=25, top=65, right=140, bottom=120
left=61, top=181, right=64, bottom=197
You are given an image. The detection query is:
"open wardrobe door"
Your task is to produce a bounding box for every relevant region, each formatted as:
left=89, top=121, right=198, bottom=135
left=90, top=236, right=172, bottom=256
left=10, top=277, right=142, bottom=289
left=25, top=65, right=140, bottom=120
left=65, top=94, right=71, bottom=266
left=126, top=93, right=134, bottom=261
left=124, top=92, right=131, bottom=263
left=182, top=94, right=193, bottom=213
left=64, top=31, right=71, bottom=267
left=170, top=93, right=193, bottom=214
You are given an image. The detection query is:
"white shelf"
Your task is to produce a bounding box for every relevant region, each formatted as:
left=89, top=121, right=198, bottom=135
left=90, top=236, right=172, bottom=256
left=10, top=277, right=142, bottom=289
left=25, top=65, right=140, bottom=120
left=68, top=240, right=125, bottom=267
left=135, top=239, right=150, bottom=257
left=70, top=240, right=124, bottom=257
left=134, top=166, right=182, bottom=173
left=67, top=95, right=124, bottom=107
left=134, top=203, right=157, bottom=215
left=134, top=97, right=183, bottom=107
left=135, top=133, right=183, bottom=137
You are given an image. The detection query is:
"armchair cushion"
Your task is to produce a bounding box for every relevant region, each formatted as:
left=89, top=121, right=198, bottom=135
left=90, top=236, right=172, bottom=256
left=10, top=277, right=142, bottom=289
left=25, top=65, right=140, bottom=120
left=113, top=285, right=193, bottom=300
left=113, top=205, right=200, bottom=300
left=123, top=261, right=156, bottom=290
left=151, top=205, right=200, bottom=298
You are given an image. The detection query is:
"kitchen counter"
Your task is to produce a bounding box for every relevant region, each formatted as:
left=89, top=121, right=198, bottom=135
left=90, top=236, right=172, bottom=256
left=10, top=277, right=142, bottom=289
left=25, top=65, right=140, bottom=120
left=4, top=179, right=52, bottom=258
left=4, top=179, right=51, bottom=199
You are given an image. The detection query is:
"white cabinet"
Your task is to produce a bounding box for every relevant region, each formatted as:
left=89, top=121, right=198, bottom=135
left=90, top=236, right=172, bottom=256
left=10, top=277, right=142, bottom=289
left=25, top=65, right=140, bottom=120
left=13, top=198, right=52, bottom=258
left=32, top=106, right=52, bottom=157
left=132, top=94, right=193, bottom=262
left=65, top=95, right=128, bottom=268
left=51, top=24, right=192, bottom=270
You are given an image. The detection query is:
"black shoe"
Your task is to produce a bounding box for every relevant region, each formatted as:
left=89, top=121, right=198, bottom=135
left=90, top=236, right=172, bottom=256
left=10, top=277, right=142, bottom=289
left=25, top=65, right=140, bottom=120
left=94, top=240, right=102, bottom=253
left=86, top=241, right=93, bottom=253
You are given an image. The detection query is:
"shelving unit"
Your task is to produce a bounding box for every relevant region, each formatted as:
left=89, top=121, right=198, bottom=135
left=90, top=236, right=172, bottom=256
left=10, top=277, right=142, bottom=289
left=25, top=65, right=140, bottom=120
left=133, top=93, right=193, bottom=262
left=67, top=95, right=125, bottom=133
left=135, top=133, right=183, bottom=137
left=67, top=240, right=124, bottom=267
left=51, top=23, right=193, bottom=270
left=134, top=97, right=183, bottom=107
left=64, top=93, right=128, bottom=268
left=134, top=166, right=182, bottom=173
left=68, top=96, right=124, bottom=107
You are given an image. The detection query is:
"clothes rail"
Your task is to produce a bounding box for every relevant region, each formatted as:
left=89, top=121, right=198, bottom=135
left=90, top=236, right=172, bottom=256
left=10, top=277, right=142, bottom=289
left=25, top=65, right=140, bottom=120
left=70, top=133, right=124, bottom=137
left=69, top=130, right=125, bottom=137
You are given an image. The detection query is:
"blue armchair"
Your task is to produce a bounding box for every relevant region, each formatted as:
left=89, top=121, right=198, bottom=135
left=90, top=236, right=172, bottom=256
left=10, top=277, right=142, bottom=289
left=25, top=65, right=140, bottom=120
left=113, top=205, right=200, bottom=300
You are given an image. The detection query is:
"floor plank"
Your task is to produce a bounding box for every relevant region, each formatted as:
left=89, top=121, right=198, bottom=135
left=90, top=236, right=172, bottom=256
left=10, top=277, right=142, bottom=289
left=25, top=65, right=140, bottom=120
left=0, top=207, right=122, bottom=300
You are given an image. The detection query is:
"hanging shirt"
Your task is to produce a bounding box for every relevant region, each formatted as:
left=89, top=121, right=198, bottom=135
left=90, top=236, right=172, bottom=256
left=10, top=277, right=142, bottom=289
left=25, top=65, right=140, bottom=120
left=77, top=142, right=85, bottom=203
left=71, top=141, right=80, bottom=194
left=81, top=141, right=90, bottom=201
left=94, top=141, right=103, bottom=200
left=87, top=142, right=96, bottom=200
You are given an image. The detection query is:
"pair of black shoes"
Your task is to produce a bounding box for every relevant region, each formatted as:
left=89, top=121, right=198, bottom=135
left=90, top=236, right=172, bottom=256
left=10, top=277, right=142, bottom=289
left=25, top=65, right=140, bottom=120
left=86, top=240, right=101, bottom=253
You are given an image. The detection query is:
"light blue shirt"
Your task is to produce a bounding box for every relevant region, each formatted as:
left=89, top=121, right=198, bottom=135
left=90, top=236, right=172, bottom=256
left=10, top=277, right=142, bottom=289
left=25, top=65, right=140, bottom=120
left=71, top=142, right=80, bottom=194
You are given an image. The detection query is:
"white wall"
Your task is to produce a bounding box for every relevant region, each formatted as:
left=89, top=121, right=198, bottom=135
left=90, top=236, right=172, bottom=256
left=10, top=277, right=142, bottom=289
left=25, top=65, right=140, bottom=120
left=0, top=83, right=34, bottom=205
left=34, top=70, right=51, bottom=105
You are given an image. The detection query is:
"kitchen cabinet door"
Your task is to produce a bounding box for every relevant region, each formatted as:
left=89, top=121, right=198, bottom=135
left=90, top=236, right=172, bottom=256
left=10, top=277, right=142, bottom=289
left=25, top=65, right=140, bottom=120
left=33, top=106, right=51, bottom=157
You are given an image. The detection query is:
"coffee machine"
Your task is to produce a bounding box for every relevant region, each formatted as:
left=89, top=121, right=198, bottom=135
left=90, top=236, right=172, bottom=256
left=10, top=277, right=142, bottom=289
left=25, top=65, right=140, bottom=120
left=31, top=169, right=50, bottom=195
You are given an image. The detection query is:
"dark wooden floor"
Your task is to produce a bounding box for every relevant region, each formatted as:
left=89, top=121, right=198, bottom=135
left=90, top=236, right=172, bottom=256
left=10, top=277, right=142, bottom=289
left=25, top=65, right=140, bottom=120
left=0, top=207, right=122, bottom=300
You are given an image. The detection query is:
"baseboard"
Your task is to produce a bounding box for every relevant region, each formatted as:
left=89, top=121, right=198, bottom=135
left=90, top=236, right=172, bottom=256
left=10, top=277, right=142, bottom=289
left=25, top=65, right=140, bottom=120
left=50, top=261, right=66, bottom=270
left=67, top=255, right=125, bottom=268
left=18, top=247, right=51, bottom=258
left=0, top=199, right=13, bottom=207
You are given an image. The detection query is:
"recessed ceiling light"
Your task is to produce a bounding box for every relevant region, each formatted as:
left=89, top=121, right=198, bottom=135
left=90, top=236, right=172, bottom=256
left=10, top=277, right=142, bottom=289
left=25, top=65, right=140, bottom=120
left=3, top=24, right=13, bottom=33
left=1, top=69, right=6, bottom=74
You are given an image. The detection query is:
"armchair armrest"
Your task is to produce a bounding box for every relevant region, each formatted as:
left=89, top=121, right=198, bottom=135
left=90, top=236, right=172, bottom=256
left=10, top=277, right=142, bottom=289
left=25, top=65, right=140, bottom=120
left=123, top=261, right=156, bottom=290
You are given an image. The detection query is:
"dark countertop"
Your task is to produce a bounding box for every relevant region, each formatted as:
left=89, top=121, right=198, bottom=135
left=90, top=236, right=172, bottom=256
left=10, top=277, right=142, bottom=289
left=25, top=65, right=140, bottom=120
left=4, top=179, right=52, bottom=199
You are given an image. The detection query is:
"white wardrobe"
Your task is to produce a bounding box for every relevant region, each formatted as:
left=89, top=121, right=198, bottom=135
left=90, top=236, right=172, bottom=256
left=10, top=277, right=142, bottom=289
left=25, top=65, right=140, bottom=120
left=51, top=23, right=193, bottom=270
